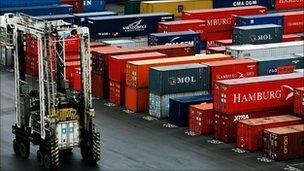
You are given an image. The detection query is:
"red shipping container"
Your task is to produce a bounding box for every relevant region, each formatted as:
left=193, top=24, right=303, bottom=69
left=263, top=124, right=304, bottom=161
left=237, top=115, right=303, bottom=151
left=278, top=11, right=304, bottom=34
left=91, top=72, right=104, bottom=99
left=65, top=35, right=79, bottom=53
left=125, top=86, right=149, bottom=112
left=109, top=80, right=125, bottom=105
left=275, top=0, right=304, bottom=10
left=182, top=6, right=267, bottom=32
left=294, top=87, right=304, bottom=116
left=109, top=52, right=167, bottom=82
left=203, top=31, right=232, bottom=46
left=206, top=46, right=226, bottom=54
left=188, top=103, right=214, bottom=135
left=215, top=39, right=233, bottom=46
left=203, top=59, right=258, bottom=92
left=60, top=0, right=83, bottom=13
left=214, top=73, right=304, bottom=114
left=214, top=108, right=292, bottom=143
left=65, top=53, right=80, bottom=61
left=66, top=61, right=80, bottom=81
left=158, top=20, right=205, bottom=38
left=71, top=68, right=82, bottom=91
left=283, top=34, right=304, bottom=42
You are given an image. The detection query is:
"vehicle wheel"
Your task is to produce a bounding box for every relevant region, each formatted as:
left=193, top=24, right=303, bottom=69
left=43, top=138, right=60, bottom=169
left=19, top=141, right=30, bottom=159
left=43, top=153, right=52, bottom=170
left=37, top=150, right=44, bottom=167
left=81, top=131, right=100, bottom=164
left=13, top=139, right=20, bottom=156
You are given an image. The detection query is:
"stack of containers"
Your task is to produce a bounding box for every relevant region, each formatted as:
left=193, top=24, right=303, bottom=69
left=124, top=54, right=231, bottom=112
left=188, top=103, right=214, bottom=135
left=232, top=24, right=283, bottom=45
left=91, top=44, right=196, bottom=99
left=108, top=52, right=167, bottom=106
left=25, top=34, right=39, bottom=76
left=169, top=94, right=212, bottom=127
left=181, top=6, right=267, bottom=47
left=213, top=72, right=304, bottom=142
left=236, top=115, right=303, bottom=151
left=149, top=64, right=210, bottom=118
left=263, top=124, right=304, bottom=161
left=74, top=11, right=118, bottom=25
left=294, top=87, right=304, bottom=117
left=248, top=53, right=304, bottom=76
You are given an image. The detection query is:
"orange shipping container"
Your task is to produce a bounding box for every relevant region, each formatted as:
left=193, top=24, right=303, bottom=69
left=126, top=54, right=232, bottom=88
left=125, top=86, right=149, bottom=112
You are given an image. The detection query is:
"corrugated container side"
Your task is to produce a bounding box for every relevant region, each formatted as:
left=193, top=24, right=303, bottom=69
left=237, top=115, right=303, bottom=151
left=236, top=14, right=283, bottom=26
left=149, top=64, right=210, bottom=95
left=294, top=87, right=304, bottom=117
left=188, top=103, right=214, bottom=135
left=149, top=91, right=209, bottom=118
left=140, top=0, right=213, bottom=17
left=213, top=108, right=292, bottom=142
left=109, top=80, right=125, bottom=105
left=92, top=72, right=104, bottom=99
left=233, top=24, right=283, bottom=45
left=277, top=11, right=304, bottom=34
left=169, top=94, right=213, bottom=127
left=263, top=124, right=304, bottom=160
left=213, top=72, right=304, bottom=114
left=0, top=0, right=59, bottom=8
left=125, top=86, right=149, bottom=112
left=249, top=54, right=304, bottom=76
left=275, top=0, right=304, bottom=10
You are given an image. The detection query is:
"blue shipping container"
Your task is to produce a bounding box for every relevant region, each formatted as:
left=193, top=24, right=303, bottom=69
left=74, top=11, right=117, bottom=25
left=236, top=14, right=284, bottom=26
left=213, top=0, right=275, bottom=9
left=0, top=4, right=73, bottom=16
left=169, top=94, right=212, bottom=127
left=0, top=0, right=59, bottom=8
left=83, top=0, right=106, bottom=12
left=86, top=13, right=174, bottom=39
left=36, top=14, right=76, bottom=24
left=148, top=31, right=205, bottom=53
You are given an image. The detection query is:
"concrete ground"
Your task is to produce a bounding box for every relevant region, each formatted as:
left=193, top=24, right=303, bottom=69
left=1, top=67, right=304, bottom=171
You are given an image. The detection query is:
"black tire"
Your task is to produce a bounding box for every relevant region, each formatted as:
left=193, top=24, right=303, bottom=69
left=37, top=150, right=44, bottom=167
left=13, top=139, right=20, bottom=156
left=81, top=131, right=100, bottom=164
left=43, top=153, right=52, bottom=170
left=19, top=141, right=30, bottom=159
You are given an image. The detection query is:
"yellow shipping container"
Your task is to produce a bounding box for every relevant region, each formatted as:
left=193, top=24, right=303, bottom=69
left=140, top=0, right=213, bottom=17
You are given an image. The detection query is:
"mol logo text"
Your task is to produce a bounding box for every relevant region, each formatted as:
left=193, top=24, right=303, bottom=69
left=123, top=20, right=147, bottom=32
left=168, top=76, right=196, bottom=86
left=250, top=34, right=273, bottom=42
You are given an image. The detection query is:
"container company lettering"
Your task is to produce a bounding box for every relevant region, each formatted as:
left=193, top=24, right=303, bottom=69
left=164, top=37, right=195, bottom=45
left=250, top=34, right=273, bottom=41
left=233, top=1, right=258, bottom=6
left=233, top=114, right=249, bottom=122
left=233, top=85, right=294, bottom=103
left=168, top=76, right=196, bottom=86
left=204, top=18, right=232, bottom=26
left=123, top=20, right=147, bottom=32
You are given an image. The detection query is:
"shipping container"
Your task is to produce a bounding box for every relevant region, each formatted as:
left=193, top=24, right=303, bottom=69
left=233, top=24, right=283, bottom=45
left=65, top=61, right=80, bottom=81
left=206, top=46, right=226, bottom=54
left=71, top=68, right=81, bottom=91
left=109, top=80, right=126, bottom=105
left=214, top=108, right=292, bottom=143
left=214, top=72, right=304, bottom=114
left=91, top=72, right=104, bottom=99
left=182, top=6, right=267, bottom=32
left=149, top=91, right=208, bottom=118
left=125, top=86, right=149, bottom=112
left=109, top=52, right=167, bottom=82
left=60, top=0, right=83, bottom=13
left=275, top=0, right=304, bottom=10
left=204, top=31, right=232, bottom=47
left=203, top=59, right=258, bottom=91
left=126, top=54, right=231, bottom=88
left=125, top=0, right=141, bottom=14
left=36, top=14, right=76, bottom=23
left=212, top=0, right=275, bottom=9
left=101, top=37, right=148, bottom=48
left=294, top=87, right=304, bottom=117
left=169, top=94, right=212, bottom=127
left=226, top=41, right=304, bottom=58
left=237, top=115, right=302, bottom=151
left=148, top=31, right=204, bottom=53
left=283, top=34, right=304, bottom=42
left=263, top=124, right=304, bottom=161
left=249, top=54, right=304, bottom=76
left=215, top=39, right=233, bottom=47
left=0, top=4, right=73, bottom=16
left=149, top=64, right=210, bottom=95
left=74, top=11, right=117, bottom=25
left=236, top=13, right=283, bottom=26
left=188, top=103, right=214, bottom=135
left=86, top=13, right=174, bottom=39
left=158, top=20, right=205, bottom=38
left=0, top=0, right=59, bottom=8
left=140, top=0, right=212, bottom=17
left=83, top=0, right=106, bottom=12
left=277, top=11, right=304, bottom=34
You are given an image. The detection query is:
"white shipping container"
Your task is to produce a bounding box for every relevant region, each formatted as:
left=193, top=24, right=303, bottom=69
left=226, top=41, right=304, bottom=58
left=100, top=37, right=148, bottom=48
left=149, top=91, right=209, bottom=118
